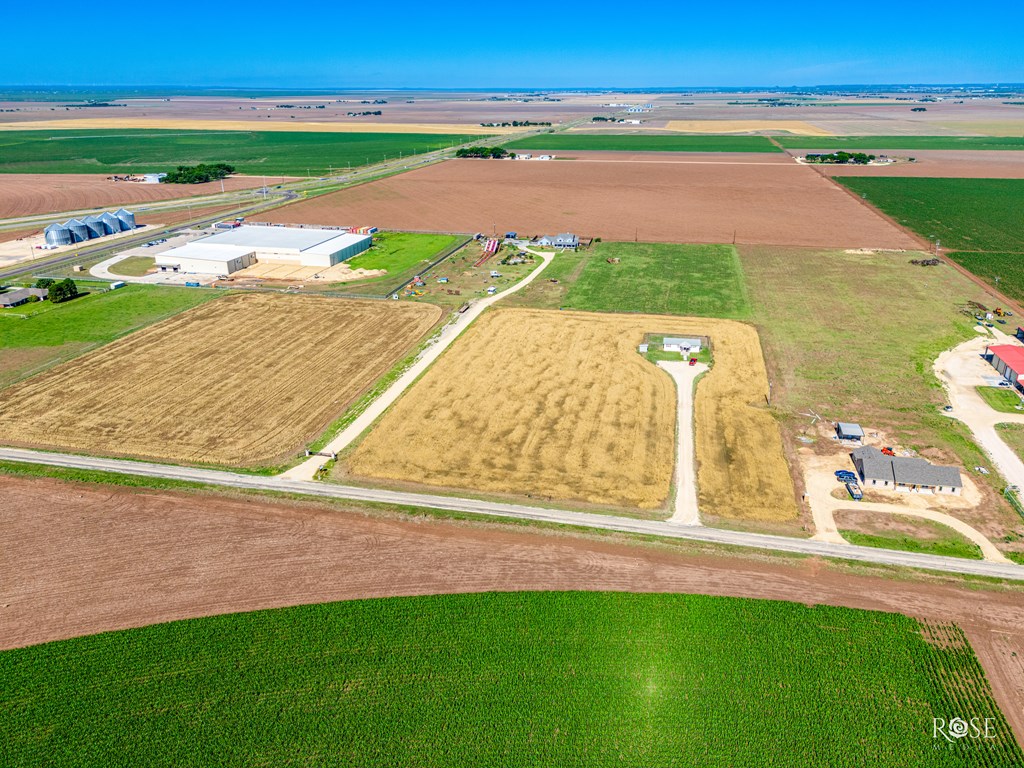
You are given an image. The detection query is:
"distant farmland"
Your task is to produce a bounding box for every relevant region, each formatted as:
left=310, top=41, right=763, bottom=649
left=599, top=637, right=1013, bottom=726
left=3, top=592, right=1020, bottom=767
left=505, top=134, right=781, bottom=153
left=0, top=129, right=485, bottom=176
left=777, top=136, right=1024, bottom=150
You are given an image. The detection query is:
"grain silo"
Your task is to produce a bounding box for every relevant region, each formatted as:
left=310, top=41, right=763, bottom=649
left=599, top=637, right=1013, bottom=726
left=99, top=211, right=122, bottom=234
left=83, top=215, right=106, bottom=239
left=44, top=222, right=73, bottom=247
left=65, top=218, right=90, bottom=243
left=115, top=208, right=136, bottom=231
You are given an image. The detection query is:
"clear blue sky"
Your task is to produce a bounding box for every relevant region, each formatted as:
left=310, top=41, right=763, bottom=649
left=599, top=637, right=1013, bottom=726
left=4, top=0, right=1022, bottom=88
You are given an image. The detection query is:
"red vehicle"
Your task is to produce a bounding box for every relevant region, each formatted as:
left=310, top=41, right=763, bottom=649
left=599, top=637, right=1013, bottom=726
left=881, top=447, right=895, bottom=456
left=689, top=357, right=698, bottom=366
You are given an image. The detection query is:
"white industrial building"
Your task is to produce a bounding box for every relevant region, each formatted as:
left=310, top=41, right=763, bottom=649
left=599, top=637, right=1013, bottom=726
left=155, top=225, right=372, bottom=275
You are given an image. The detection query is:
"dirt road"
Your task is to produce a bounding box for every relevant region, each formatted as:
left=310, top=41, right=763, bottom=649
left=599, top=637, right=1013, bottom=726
left=658, top=360, right=707, bottom=525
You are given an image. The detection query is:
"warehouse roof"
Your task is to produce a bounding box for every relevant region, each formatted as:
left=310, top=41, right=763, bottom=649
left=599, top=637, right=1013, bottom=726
left=155, top=243, right=254, bottom=265
left=989, top=345, right=1024, bottom=378
left=201, top=225, right=368, bottom=253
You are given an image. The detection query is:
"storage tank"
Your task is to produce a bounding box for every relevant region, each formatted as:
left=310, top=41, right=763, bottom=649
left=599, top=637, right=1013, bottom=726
left=115, top=208, right=136, bottom=230
left=44, top=222, right=73, bottom=247
left=83, top=215, right=105, bottom=239
left=99, top=211, right=122, bottom=234
left=65, top=218, right=90, bottom=243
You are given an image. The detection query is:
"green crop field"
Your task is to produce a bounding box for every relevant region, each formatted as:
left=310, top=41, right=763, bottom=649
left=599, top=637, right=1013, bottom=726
left=0, top=283, right=213, bottom=388
left=2, top=592, right=1019, bottom=767
left=777, top=136, right=1024, bottom=150
left=550, top=242, right=751, bottom=318
left=506, top=134, right=781, bottom=153
left=948, top=252, right=1024, bottom=304
left=837, top=178, right=1024, bottom=253
left=0, top=130, right=485, bottom=176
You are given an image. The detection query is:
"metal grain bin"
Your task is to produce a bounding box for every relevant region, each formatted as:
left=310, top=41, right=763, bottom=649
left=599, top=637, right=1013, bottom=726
left=115, top=208, right=136, bottom=230
left=65, top=218, right=90, bottom=243
left=44, top=223, right=73, bottom=246
left=83, top=215, right=105, bottom=239
left=99, top=211, right=122, bottom=234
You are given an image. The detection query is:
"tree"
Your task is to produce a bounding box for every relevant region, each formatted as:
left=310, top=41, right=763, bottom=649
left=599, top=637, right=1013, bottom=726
left=35, top=277, right=54, bottom=290
left=48, top=278, right=79, bottom=304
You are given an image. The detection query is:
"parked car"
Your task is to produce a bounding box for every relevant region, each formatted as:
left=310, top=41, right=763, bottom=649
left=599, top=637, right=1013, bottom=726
left=846, top=483, right=863, bottom=501
left=943, top=405, right=954, bottom=412
left=835, top=470, right=857, bottom=481
left=689, top=357, right=697, bottom=366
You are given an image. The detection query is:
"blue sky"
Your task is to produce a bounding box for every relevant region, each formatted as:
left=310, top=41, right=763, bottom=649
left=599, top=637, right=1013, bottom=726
left=3, top=0, right=1022, bottom=88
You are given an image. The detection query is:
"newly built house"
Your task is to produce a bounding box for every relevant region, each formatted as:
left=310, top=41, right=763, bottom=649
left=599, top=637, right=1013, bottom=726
left=155, top=225, right=372, bottom=275
left=851, top=446, right=962, bottom=495
left=663, top=337, right=702, bottom=354
left=537, top=233, right=579, bottom=249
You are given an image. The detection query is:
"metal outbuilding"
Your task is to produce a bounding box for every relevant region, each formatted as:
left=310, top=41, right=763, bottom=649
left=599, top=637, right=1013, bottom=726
left=44, top=223, right=73, bottom=247
left=835, top=422, right=865, bottom=442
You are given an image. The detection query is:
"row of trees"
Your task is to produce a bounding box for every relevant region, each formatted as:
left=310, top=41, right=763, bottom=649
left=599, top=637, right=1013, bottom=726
left=479, top=121, right=551, bottom=127
left=35, top=277, right=80, bottom=303
left=161, top=163, right=235, bottom=184
left=805, top=152, right=876, bottom=165
left=455, top=146, right=513, bottom=159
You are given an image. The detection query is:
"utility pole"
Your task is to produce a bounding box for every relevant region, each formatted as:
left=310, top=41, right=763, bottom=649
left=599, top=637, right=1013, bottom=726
left=767, top=380, right=773, bottom=407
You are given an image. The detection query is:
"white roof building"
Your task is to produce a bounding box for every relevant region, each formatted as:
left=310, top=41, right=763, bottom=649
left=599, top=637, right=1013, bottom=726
left=155, top=225, right=372, bottom=275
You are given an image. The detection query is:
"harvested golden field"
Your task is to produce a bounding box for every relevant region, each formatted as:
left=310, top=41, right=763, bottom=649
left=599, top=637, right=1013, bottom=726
left=665, top=120, right=831, bottom=136
left=0, top=118, right=506, bottom=135
left=346, top=308, right=797, bottom=520
left=0, top=293, right=441, bottom=465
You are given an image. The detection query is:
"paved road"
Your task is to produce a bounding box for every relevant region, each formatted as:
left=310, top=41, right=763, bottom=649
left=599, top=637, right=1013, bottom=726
left=3, top=446, right=1022, bottom=581
left=282, top=247, right=556, bottom=480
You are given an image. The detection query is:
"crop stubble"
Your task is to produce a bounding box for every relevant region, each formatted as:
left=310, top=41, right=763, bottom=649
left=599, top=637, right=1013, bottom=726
left=0, top=293, right=441, bottom=465
left=346, top=308, right=796, bottom=520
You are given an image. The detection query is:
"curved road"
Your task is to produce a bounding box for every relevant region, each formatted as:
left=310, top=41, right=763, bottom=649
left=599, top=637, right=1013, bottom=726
left=2, top=446, right=1022, bottom=581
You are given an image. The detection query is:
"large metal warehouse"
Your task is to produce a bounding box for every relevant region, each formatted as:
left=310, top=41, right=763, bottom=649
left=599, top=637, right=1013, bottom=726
left=155, top=225, right=372, bottom=275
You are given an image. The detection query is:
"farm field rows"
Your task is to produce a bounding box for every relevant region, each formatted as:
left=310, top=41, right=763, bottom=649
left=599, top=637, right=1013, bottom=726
left=0, top=283, right=214, bottom=388
left=0, top=129, right=486, bottom=176
left=0, top=117, right=505, bottom=135
left=506, top=133, right=782, bottom=152
left=836, top=177, right=1024, bottom=254
left=737, top=245, right=1020, bottom=537
left=2, top=590, right=1020, bottom=767
left=0, top=173, right=273, bottom=219
left=344, top=308, right=797, bottom=520
left=777, top=136, right=1024, bottom=150
left=0, top=293, right=441, bottom=465
left=257, top=158, right=920, bottom=249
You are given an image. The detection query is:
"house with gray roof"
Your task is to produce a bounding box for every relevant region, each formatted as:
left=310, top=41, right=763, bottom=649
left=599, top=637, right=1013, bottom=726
left=851, top=446, right=962, bottom=496
left=0, top=287, right=48, bottom=308
left=538, top=233, right=579, bottom=249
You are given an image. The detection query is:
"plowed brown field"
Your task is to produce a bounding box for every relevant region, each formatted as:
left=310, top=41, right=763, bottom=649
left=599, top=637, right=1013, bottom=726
left=2, top=474, right=1022, bottom=745
left=0, top=173, right=276, bottom=219
left=254, top=158, right=918, bottom=249
left=0, top=293, right=440, bottom=465
left=345, top=308, right=797, bottom=520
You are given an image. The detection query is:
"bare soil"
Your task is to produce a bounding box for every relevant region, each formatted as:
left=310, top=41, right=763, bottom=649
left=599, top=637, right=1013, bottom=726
left=254, top=158, right=919, bottom=249
left=0, top=174, right=275, bottom=219
left=1, top=474, right=1022, bottom=744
